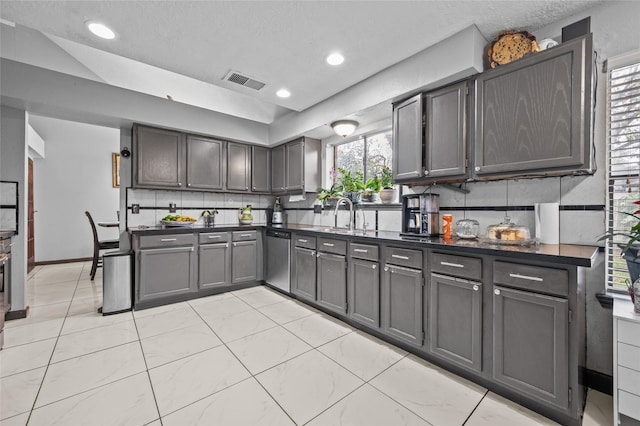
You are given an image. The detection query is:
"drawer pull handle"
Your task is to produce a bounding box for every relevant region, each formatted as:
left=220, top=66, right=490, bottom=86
left=323, top=243, right=335, bottom=247
left=441, top=261, right=464, bottom=268
left=392, top=254, right=409, bottom=260
left=509, top=273, right=543, bottom=282
left=160, top=238, right=177, bottom=242
left=299, top=239, right=308, bottom=243
left=354, top=248, right=368, bottom=253
left=208, top=236, right=222, bottom=239
left=473, top=285, right=479, bottom=291
left=240, top=234, right=253, bottom=237
left=494, top=289, right=501, bottom=295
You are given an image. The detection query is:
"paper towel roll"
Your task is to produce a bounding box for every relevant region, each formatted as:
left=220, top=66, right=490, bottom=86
left=535, top=202, right=559, bottom=244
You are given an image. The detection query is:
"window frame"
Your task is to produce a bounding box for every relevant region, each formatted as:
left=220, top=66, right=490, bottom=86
left=605, top=49, right=640, bottom=294
left=331, top=127, right=393, bottom=184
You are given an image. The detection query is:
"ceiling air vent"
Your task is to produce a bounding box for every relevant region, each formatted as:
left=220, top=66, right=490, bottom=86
left=223, top=71, right=266, bottom=91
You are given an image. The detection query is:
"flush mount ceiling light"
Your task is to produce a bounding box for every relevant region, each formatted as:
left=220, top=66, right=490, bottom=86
left=276, top=89, right=291, bottom=98
left=326, top=53, right=345, bottom=66
left=86, top=21, right=116, bottom=39
left=331, top=120, right=358, bottom=137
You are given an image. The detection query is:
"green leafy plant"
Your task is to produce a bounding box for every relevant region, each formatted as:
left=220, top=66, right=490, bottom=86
left=337, top=168, right=365, bottom=193
left=380, top=166, right=393, bottom=189
left=364, top=175, right=381, bottom=194
left=316, top=184, right=343, bottom=205
left=598, top=200, right=640, bottom=251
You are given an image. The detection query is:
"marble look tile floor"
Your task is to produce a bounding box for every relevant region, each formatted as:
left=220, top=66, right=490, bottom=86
left=0, top=262, right=613, bottom=425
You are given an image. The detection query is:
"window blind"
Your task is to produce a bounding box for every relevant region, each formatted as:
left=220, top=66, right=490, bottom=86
left=606, top=53, right=640, bottom=291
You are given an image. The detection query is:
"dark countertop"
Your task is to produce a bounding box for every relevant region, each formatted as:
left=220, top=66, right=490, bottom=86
left=0, top=230, right=16, bottom=240
left=128, top=223, right=598, bottom=267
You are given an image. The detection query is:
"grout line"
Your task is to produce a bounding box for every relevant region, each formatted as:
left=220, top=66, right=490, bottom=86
left=461, top=389, right=490, bottom=425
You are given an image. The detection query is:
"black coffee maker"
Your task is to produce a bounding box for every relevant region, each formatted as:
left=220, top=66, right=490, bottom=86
left=401, top=194, right=440, bottom=237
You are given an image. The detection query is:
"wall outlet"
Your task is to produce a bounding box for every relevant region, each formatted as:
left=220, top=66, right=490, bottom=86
left=131, top=204, right=140, bottom=214
left=169, top=203, right=177, bottom=213
left=314, top=205, right=322, bottom=214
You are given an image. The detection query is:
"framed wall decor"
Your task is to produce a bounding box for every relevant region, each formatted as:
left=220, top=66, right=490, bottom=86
left=112, top=152, right=120, bottom=188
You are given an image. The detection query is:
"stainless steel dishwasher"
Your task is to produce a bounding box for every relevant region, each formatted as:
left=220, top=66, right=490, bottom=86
left=266, top=229, right=291, bottom=293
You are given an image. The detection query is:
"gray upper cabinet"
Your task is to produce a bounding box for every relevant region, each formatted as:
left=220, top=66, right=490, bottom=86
left=317, top=252, right=347, bottom=315
left=186, top=135, right=224, bottom=190
left=227, top=142, right=250, bottom=192
left=251, top=146, right=271, bottom=193
left=425, top=81, right=468, bottom=179
left=474, top=35, right=592, bottom=177
left=493, top=285, right=569, bottom=409
left=271, top=145, right=286, bottom=193
left=134, top=125, right=185, bottom=188
left=429, top=273, right=482, bottom=372
left=382, top=263, right=423, bottom=347
left=286, top=139, right=305, bottom=192
left=392, top=94, right=424, bottom=182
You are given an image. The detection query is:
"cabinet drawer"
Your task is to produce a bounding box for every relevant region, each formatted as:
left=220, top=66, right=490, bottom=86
left=350, top=243, right=379, bottom=261
left=431, top=252, right=482, bottom=280
left=619, top=390, right=640, bottom=420
left=139, top=233, right=195, bottom=248
left=199, top=232, right=229, bottom=244
left=619, top=319, right=640, bottom=347
left=493, top=261, right=568, bottom=297
left=232, top=230, right=257, bottom=242
left=317, top=237, right=346, bottom=255
left=294, top=235, right=316, bottom=249
left=619, top=366, right=640, bottom=396
left=619, top=342, right=640, bottom=371
left=385, top=247, right=422, bottom=269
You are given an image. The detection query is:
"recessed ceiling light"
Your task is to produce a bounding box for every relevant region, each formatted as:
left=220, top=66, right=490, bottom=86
left=87, top=21, right=116, bottom=40
left=276, top=89, right=291, bottom=98
left=326, top=53, right=344, bottom=66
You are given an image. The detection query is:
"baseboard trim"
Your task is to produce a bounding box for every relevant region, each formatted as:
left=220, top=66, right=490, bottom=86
left=5, top=306, right=28, bottom=321
left=35, top=257, right=91, bottom=266
left=584, top=368, right=613, bottom=395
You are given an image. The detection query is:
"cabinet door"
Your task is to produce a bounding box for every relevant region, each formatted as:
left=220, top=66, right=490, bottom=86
left=425, top=82, right=467, bottom=178
left=317, top=252, right=347, bottom=314
left=474, top=36, right=591, bottom=176
left=231, top=240, right=257, bottom=283
left=392, top=94, right=424, bottom=182
left=493, top=285, right=569, bottom=409
left=227, top=143, right=250, bottom=192
left=199, top=243, right=230, bottom=289
left=429, top=273, right=482, bottom=372
left=293, top=246, right=316, bottom=301
left=186, top=136, right=224, bottom=190
left=138, top=246, right=195, bottom=302
left=251, top=146, right=271, bottom=193
left=286, top=139, right=305, bottom=192
left=383, top=264, right=423, bottom=347
left=271, top=145, right=286, bottom=193
left=135, top=126, right=185, bottom=188
left=348, top=258, right=380, bottom=328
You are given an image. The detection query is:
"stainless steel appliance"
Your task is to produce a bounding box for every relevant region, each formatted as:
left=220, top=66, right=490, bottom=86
left=266, top=229, right=290, bottom=292
left=102, top=250, right=132, bottom=315
left=401, top=194, right=440, bottom=237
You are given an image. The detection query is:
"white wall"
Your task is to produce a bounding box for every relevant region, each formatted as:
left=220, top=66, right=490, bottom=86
left=32, top=116, right=120, bottom=262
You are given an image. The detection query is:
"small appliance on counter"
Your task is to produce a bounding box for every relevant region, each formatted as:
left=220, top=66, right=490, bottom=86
left=272, top=197, right=284, bottom=225
left=401, top=193, right=440, bottom=237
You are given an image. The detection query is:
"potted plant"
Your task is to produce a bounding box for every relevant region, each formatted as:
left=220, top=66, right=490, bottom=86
left=337, top=168, right=365, bottom=204
left=379, top=166, right=396, bottom=204
left=316, top=184, right=342, bottom=206
left=201, top=209, right=218, bottom=227
left=362, top=175, right=381, bottom=203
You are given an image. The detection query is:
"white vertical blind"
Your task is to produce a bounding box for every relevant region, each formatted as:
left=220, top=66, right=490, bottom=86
left=606, top=52, right=640, bottom=291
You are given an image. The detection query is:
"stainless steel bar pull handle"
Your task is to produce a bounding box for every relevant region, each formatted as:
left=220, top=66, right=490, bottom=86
left=509, top=273, right=543, bottom=282
left=323, top=243, right=334, bottom=247
left=440, top=261, right=464, bottom=268
left=240, top=234, right=252, bottom=237
left=392, top=254, right=409, bottom=260
left=208, top=236, right=221, bottom=239
left=354, top=248, right=368, bottom=253
left=299, top=239, right=308, bottom=243
left=160, top=238, right=177, bottom=242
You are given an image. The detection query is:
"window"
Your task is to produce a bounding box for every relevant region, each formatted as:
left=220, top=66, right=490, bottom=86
left=606, top=51, right=640, bottom=292
left=333, top=129, right=392, bottom=181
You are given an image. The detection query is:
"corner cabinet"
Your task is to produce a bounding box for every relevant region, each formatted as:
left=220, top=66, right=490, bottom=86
left=271, top=137, right=321, bottom=194
left=251, top=146, right=271, bottom=193
left=474, top=34, right=592, bottom=177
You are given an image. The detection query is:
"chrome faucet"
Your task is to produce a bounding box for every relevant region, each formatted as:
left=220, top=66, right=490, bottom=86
left=333, top=197, right=354, bottom=231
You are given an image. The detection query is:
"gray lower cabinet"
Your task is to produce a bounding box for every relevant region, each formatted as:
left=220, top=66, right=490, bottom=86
left=134, top=125, right=185, bottom=188
left=474, top=35, right=591, bottom=177
left=392, top=94, right=423, bottom=182
left=186, top=135, right=224, bottom=190
left=382, top=264, right=423, bottom=347
left=493, top=285, right=569, bottom=409
left=227, top=142, right=250, bottom=192
left=271, top=145, right=286, bottom=193
left=138, top=246, right=197, bottom=303
left=293, top=246, right=316, bottom=301
left=429, top=273, right=482, bottom=372
left=251, top=146, right=271, bottom=193
left=316, top=252, right=347, bottom=315
left=231, top=240, right=257, bottom=283
left=348, top=258, right=380, bottom=328
left=199, top=242, right=230, bottom=289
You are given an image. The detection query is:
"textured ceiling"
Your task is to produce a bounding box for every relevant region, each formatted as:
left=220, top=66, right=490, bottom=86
left=1, top=1, right=601, bottom=122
